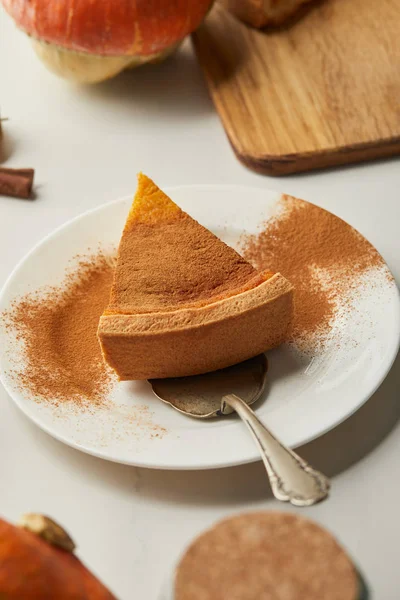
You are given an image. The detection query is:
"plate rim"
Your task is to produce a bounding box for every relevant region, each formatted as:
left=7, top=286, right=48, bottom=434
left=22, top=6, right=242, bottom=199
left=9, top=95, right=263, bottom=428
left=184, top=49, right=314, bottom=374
left=1, top=184, right=399, bottom=470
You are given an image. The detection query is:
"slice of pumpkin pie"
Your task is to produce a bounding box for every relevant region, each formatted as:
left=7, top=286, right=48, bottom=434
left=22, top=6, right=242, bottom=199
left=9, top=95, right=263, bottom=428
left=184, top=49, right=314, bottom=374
left=98, top=174, right=293, bottom=380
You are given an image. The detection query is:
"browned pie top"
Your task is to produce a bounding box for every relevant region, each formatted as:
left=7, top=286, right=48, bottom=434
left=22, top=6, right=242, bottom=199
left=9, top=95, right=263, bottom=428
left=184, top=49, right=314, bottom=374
left=175, top=512, right=359, bottom=600
left=106, top=174, right=268, bottom=315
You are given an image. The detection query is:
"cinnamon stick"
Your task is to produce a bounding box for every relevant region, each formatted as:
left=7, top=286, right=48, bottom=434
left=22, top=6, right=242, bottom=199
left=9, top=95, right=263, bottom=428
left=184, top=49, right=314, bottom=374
left=0, top=167, right=34, bottom=199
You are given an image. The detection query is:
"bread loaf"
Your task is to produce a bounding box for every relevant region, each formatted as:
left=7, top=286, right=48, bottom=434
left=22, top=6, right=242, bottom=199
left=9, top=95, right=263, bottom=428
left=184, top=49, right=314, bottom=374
left=220, top=0, right=315, bottom=27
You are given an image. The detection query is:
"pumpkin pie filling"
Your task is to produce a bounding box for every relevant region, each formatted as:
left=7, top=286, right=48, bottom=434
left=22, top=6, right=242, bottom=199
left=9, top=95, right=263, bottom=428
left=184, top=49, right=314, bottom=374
left=98, top=174, right=294, bottom=380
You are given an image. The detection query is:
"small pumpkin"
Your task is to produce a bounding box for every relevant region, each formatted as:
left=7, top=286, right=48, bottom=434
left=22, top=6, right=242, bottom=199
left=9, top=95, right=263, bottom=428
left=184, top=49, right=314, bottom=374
left=0, top=514, right=116, bottom=599
left=1, top=0, right=214, bottom=83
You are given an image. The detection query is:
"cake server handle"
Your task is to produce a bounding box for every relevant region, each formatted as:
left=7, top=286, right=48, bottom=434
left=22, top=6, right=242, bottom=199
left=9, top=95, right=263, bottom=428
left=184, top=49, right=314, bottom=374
left=222, top=393, right=330, bottom=506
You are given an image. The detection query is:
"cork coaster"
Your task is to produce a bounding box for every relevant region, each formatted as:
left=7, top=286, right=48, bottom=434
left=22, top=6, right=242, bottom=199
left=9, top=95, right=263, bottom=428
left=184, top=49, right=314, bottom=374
left=175, top=512, right=360, bottom=600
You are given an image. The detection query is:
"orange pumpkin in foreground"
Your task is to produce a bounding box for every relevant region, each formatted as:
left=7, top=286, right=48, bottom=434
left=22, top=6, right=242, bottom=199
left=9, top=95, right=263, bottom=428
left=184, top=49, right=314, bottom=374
left=1, top=0, right=213, bottom=82
left=0, top=514, right=116, bottom=599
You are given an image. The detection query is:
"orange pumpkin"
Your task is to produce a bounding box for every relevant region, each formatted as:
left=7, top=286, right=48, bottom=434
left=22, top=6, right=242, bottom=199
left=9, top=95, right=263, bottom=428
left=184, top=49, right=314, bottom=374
left=1, top=0, right=214, bottom=82
left=0, top=515, right=116, bottom=599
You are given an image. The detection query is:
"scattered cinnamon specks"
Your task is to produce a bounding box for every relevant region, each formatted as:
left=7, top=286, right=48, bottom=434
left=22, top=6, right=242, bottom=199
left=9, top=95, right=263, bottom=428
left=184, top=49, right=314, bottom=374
left=3, top=253, right=116, bottom=407
left=241, top=195, right=388, bottom=353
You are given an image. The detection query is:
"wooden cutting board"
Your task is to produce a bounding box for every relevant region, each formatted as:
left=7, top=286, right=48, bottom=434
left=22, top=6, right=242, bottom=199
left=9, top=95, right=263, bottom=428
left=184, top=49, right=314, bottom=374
left=192, top=0, right=400, bottom=175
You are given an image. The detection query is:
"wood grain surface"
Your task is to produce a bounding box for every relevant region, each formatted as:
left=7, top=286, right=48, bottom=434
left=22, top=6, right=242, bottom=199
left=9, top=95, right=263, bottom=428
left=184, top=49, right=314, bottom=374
left=192, top=0, right=400, bottom=175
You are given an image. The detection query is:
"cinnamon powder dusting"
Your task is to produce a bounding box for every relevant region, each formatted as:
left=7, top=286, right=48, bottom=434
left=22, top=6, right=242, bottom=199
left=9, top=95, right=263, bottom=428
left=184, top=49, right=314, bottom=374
left=242, top=195, right=386, bottom=352
left=3, top=253, right=116, bottom=406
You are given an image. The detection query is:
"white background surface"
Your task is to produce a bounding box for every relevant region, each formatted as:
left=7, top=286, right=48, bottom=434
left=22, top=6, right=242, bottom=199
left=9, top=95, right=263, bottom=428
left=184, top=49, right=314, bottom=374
left=1, top=12, right=400, bottom=599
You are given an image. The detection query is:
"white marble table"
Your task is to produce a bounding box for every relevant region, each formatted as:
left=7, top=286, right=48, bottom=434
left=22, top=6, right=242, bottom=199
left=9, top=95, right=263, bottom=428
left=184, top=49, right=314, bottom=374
left=1, top=14, right=399, bottom=599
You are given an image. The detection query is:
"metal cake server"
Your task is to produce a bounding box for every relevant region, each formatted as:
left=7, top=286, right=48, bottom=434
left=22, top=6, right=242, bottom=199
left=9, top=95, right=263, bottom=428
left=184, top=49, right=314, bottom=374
left=150, top=355, right=330, bottom=506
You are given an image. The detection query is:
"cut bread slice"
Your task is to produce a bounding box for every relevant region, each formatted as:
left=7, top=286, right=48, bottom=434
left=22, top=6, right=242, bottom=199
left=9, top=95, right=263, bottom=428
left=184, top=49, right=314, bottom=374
left=98, top=174, right=293, bottom=380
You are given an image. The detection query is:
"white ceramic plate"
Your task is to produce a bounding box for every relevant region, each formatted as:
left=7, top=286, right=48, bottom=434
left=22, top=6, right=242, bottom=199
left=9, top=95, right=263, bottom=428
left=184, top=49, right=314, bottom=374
left=0, top=186, right=399, bottom=470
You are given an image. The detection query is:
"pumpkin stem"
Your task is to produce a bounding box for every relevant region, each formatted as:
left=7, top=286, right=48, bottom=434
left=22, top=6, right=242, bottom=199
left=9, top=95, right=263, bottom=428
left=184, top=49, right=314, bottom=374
left=18, top=514, right=76, bottom=553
